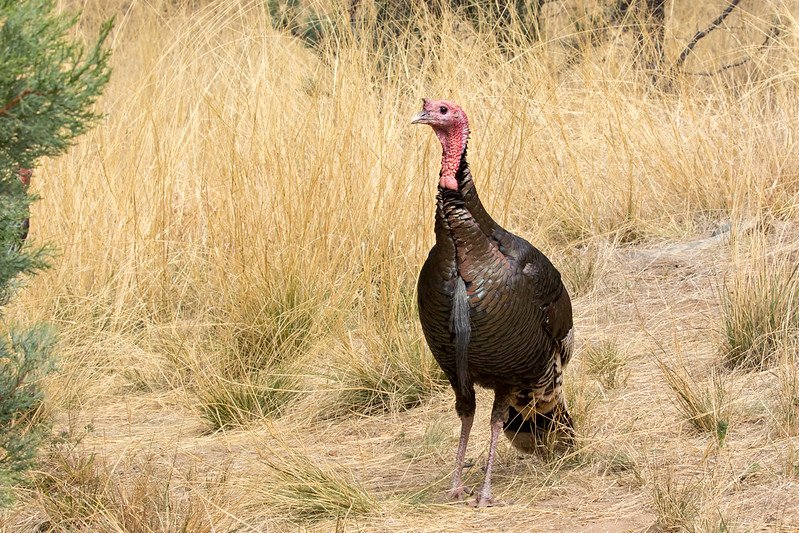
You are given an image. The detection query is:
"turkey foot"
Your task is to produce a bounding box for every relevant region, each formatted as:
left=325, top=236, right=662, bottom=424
left=446, top=485, right=472, bottom=501
left=470, top=494, right=504, bottom=508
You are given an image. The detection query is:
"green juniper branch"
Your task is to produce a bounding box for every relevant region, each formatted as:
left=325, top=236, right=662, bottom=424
left=0, top=0, right=112, bottom=506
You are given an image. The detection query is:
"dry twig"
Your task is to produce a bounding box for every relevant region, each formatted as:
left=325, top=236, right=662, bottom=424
left=672, top=0, right=743, bottom=73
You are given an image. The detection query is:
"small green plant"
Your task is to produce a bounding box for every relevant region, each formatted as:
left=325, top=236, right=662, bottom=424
left=0, top=325, right=55, bottom=505
left=583, top=338, right=628, bottom=389
left=267, top=0, right=301, bottom=32
left=659, top=362, right=731, bottom=444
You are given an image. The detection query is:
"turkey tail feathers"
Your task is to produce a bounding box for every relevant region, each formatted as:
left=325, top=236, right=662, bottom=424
left=503, top=399, right=574, bottom=454
left=451, top=276, right=472, bottom=400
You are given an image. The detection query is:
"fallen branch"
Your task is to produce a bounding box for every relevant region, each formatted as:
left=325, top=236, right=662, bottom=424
left=686, top=23, right=780, bottom=77
left=625, top=218, right=759, bottom=262
left=672, top=0, right=743, bottom=72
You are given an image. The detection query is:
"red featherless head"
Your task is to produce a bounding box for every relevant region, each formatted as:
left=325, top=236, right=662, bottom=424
left=411, top=99, right=469, bottom=132
left=411, top=99, right=470, bottom=191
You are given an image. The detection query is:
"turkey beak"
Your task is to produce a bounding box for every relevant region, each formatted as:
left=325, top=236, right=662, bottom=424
left=411, top=111, right=430, bottom=125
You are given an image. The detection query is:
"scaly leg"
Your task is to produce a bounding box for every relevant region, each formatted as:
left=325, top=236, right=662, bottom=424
left=447, top=414, right=474, bottom=500
left=473, top=393, right=510, bottom=507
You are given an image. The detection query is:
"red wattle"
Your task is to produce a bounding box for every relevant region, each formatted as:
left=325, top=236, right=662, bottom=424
left=437, top=125, right=467, bottom=191
left=439, top=175, right=458, bottom=190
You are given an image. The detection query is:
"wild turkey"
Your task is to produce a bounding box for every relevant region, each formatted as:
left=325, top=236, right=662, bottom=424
left=412, top=100, right=574, bottom=507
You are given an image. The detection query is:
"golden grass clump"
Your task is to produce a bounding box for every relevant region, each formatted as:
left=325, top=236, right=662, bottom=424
left=193, top=361, right=304, bottom=430
left=773, top=350, right=799, bottom=438
left=257, top=442, right=379, bottom=522
left=582, top=337, right=629, bottom=390
left=650, top=468, right=729, bottom=532
left=32, top=443, right=234, bottom=532
left=193, top=274, right=318, bottom=429
left=326, top=334, right=447, bottom=417
left=558, top=242, right=606, bottom=298
left=324, top=252, right=447, bottom=417
left=720, top=241, right=799, bottom=369
left=659, top=362, right=732, bottom=445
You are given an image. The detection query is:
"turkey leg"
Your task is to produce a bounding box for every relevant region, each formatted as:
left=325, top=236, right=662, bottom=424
left=447, top=414, right=474, bottom=500
left=473, top=393, right=510, bottom=507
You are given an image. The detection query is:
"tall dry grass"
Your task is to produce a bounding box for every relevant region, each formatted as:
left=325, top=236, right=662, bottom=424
left=720, top=235, right=799, bottom=369
left=3, top=0, right=799, bottom=529
left=23, top=0, right=795, bottom=410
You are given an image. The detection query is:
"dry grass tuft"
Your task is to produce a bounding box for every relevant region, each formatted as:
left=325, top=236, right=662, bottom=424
left=659, top=362, right=732, bottom=445
left=720, top=245, right=799, bottom=369
left=403, top=418, right=451, bottom=460
left=257, top=442, right=379, bottom=523
left=651, top=470, right=702, bottom=531
left=325, top=265, right=447, bottom=417
left=594, top=445, right=642, bottom=483
left=782, top=441, right=799, bottom=479
left=582, top=338, right=629, bottom=390
left=772, top=350, right=799, bottom=438
left=559, top=242, right=606, bottom=298
left=193, top=362, right=304, bottom=430
left=651, top=468, right=730, bottom=532
left=564, top=370, right=600, bottom=446
left=326, top=333, right=446, bottom=418
left=194, top=274, right=320, bottom=429
left=32, top=442, right=234, bottom=532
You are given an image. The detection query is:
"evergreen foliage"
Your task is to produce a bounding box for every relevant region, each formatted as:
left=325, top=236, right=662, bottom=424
left=0, top=0, right=111, bottom=505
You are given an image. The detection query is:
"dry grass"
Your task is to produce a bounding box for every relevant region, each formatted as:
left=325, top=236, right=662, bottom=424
left=2, top=0, right=799, bottom=530
left=659, top=362, right=732, bottom=445
left=772, top=349, right=799, bottom=438
left=256, top=439, right=380, bottom=522
left=720, top=239, right=799, bottom=369
left=582, top=337, right=629, bottom=390
left=30, top=440, right=236, bottom=531
left=324, top=257, right=447, bottom=417
left=650, top=468, right=729, bottom=532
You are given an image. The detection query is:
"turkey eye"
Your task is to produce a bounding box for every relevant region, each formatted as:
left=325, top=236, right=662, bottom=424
left=439, top=106, right=448, bottom=114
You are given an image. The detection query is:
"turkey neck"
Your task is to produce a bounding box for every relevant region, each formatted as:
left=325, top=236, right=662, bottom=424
left=433, top=143, right=508, bottom=284
left=434, top=142, right=501, bottom=250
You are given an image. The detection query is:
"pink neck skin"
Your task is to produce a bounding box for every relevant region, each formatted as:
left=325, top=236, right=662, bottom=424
left=435, top=124, right=469, bottom=191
